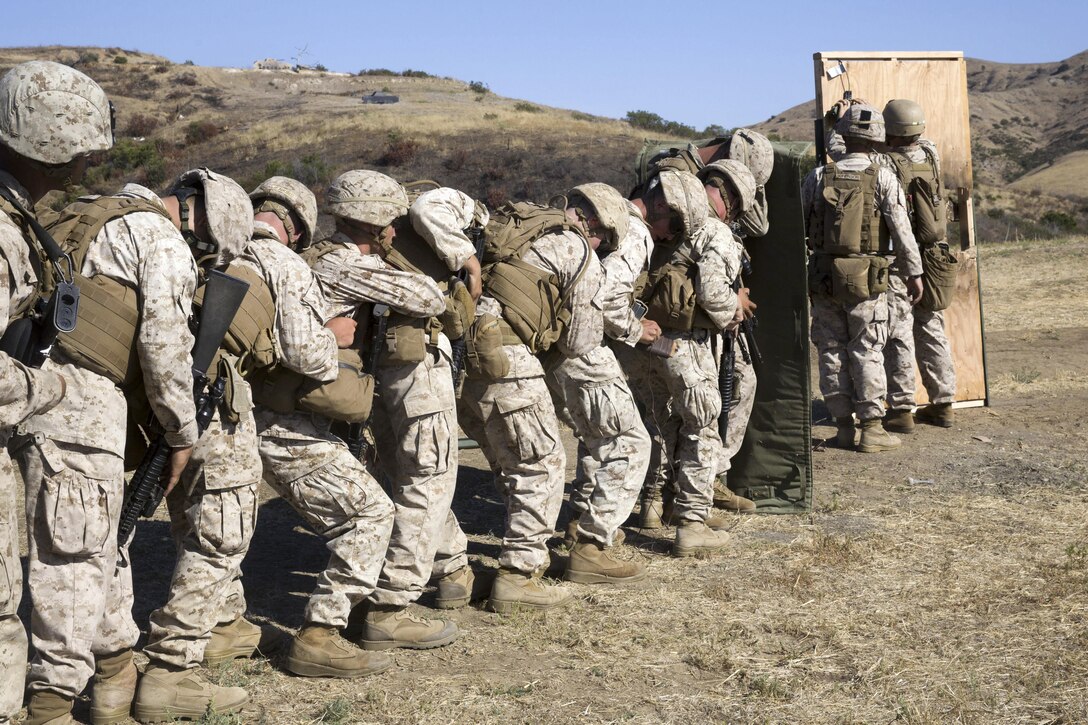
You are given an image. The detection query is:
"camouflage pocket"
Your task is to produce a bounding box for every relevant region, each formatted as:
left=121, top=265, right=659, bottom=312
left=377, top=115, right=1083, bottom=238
left=40, top=468, right=113, bottom=558
left=192, top=485, right=258, bottom=556
left=495, top=389, right=558, bottom=463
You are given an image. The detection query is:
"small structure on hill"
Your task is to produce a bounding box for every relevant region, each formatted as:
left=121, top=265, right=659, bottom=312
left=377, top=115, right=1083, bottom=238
left=361, top=90, right=399, bottom=104
left=254, top=58, right=292, bottom=71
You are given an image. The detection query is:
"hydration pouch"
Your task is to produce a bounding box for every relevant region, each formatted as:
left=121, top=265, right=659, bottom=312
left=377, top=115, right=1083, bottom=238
left=830, top=257, right=873, bottom=304
left=465, top=313, right=510, bottom=380
left=919, top=244, right=959, bottom=312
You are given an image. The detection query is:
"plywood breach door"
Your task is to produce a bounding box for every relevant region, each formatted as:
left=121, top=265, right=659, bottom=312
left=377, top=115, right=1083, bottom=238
left=813, top=51, right=989, bottom=406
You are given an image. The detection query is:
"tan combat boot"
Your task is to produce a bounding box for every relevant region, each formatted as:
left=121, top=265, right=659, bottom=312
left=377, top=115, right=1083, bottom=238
left=704, top=512, right=733, bottom=532
left=202, top=616, right=264, bottom=666
left=90, top=649, right=137, bottom=725
left=915, top=402, right=954, bottom=428
left=883, top=409, right=915, bottom=434
left=284, top=624, right=392, bottom=678
left=857, top=418, right=902, bottom=453
left=360, top=606, right=459, bottom=651
left=713, top=477, right=756, bottom=512
left=639, top=495, right=663, bottom=529
left=565, top=539, right=646, bottom=584
left=434, top=564, right=477, bottom=609
left=488, top=567, right=571, bottom=614
left=835, top=417, right=856, bottom=448
left=134, top=665, right=248, bottom=723
left=25, top=691, right=75, bottom=725
left=673, top=521, right=731, bottom=557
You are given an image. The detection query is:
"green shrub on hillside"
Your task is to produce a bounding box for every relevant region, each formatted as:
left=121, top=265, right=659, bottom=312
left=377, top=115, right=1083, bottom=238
left=624, top=110, right=698, bottom=138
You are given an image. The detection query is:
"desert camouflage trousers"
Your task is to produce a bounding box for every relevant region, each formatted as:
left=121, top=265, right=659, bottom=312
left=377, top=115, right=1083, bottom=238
left=615, top=333, right=721, bottom=524
left=368, top=347, right=467, bottom=607
left=460, top=368, right=565, bottom=574
left=810, top=291, right=890, bottom=421
left=884, top=275, right=917, bottom=411
left=914, top=307, right=957, bottom=405
left=546, top=345, right=648, bottom=546
left=256, top=409, right=394, bottom=628
left=143, top=410, right=261, bottom=670
left=1, top=446, right=27, bottom=721
left=715, top=332, right=756, bottom=477
left=884, top=276, right=958, bottom=408
left=15, top=437, right=136, bottom=700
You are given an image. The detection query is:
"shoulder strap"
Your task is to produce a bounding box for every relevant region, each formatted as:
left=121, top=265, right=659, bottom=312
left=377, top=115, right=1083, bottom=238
left=0, top=186, right=73, bottom=287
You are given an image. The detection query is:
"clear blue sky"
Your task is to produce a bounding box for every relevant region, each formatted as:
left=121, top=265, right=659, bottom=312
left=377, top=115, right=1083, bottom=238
left=2, top=0, right=1083, bottom=130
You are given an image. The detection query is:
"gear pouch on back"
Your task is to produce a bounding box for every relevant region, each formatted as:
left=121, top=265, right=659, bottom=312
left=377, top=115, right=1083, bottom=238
left=910, top=176, right=947, bottom=246
left=465, top=313, right=510, bottom=380
left=867, top=256, right=890, bottom=296
left=822, top=185, right=865, bottom=255
left=830, top=257, right=872, bottom=304
left=645, top=269, right=697, bottom=331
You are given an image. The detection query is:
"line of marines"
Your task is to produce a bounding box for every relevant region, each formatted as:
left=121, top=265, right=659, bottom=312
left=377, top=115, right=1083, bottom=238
left=0, top=61, right=956, bottom=724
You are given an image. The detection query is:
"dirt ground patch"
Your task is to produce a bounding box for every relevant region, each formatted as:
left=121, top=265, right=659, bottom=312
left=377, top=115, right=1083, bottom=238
left=14, top=238, right=1088, bottom=724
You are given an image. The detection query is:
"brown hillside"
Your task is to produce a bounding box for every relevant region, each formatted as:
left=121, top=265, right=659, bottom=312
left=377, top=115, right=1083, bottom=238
left=0, top=45, right=683, bottom=230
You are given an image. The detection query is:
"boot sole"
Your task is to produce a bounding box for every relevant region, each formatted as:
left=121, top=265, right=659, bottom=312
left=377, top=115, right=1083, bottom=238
left=488, top=596, right=571, bottom=615
left=134, top=696, right=250, bottom=724
left=564, top=568, right=647, bottom=585
left=433, top=595, right=470, bottom=609
left=91, top=705, right=133, bottom=725
left=202, top=644, right=258, bottom=666
left=359, top=630, right=459, bottom=651
left=672, top=543, right=729, bottom=558
left=283, top=656, right=392, bottom=679
left=883, top=425, right=914, bottom=434
left=916, top=418, right=953, bottom=428
left=857, top=443, right=902, bottom=453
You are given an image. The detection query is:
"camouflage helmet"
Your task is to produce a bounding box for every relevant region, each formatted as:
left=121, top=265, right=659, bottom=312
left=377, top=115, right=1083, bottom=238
left=568, top=182, right=630, bottom=251
left=656, top=169, right=708, bottom=236
left=326, top=170, right=408, bottom=227
left=250, top=176, right=318, bottom=249
left=883, top=99, right=926, bottom=137
left=0, top=61, right=112, bottom=165
left=699, top=160, right=757, bottom=217
left=168, top=168, right=254, bottom=263
left=834, top=103, right=885, bottom=143
left=728, top=128, right=774, bottom=186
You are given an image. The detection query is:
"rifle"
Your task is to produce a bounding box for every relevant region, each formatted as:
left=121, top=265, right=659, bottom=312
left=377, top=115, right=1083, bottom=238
left=448, top=226, right=486, bottom=391
left=346, top=302, right=390, bottom=461
left=117, top=270, right=250, bottom=546
left=717, top=256, right=761, bottom=443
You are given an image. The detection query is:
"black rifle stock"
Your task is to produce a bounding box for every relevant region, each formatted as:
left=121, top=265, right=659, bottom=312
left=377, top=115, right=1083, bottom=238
left=346, top=302, right=390, bottom=461
left=448, top=226, right=485, bottom=390
left=717, top=256, right=761, bottom=444
left=117, top=270, right=250, bottom=546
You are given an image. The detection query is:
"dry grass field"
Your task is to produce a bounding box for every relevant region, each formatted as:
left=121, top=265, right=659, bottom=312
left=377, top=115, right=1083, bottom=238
left=13, top=238, right=1085, bottom=724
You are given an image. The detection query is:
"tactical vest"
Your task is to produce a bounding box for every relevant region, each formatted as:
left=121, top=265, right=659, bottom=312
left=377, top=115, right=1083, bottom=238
left=887, top=146, right=946, bottom=246
left=379, top=218, right=451, bottom=365
left=640, top=237, right=718, bottom=332
left=480, top=202, right=588, bottom=354
left=43, top=196, right=172, bottom=389
left=808, top=161, right=891, bottom=257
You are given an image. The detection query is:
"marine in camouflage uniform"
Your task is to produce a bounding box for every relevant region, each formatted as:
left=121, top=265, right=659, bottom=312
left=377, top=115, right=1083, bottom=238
left=458, top=203, right=603, bottom=613
left=241, top=176, right=396, bottom=679
left=363, top=186, right=480, bottom=622
left=879, top=100, right=958, bottom=429
left=0, top=61, right=106, bottom=725
left=549, top=183, right=649, bottom=584
left=635, top=132, right=774, bottom=518
left=624, top=170, right=739, bottom=556
left=304, top=172, right=464, bottom=649
left=135, top=169, right=259, bottom=724
left=805, top=104, right=923, bottom=452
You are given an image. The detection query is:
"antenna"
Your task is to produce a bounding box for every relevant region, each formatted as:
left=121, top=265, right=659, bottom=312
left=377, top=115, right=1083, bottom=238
left=292, top=44, right=311, bottom=69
